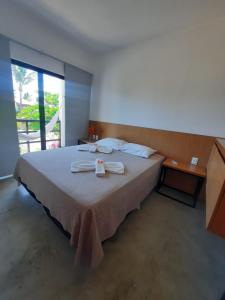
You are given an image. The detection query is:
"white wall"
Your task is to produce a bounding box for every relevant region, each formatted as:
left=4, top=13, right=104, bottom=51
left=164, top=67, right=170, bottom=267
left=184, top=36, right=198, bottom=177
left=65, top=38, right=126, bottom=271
left=0, top=0, right=95, bottom=73
left=91, top=19, right=225, bottom=138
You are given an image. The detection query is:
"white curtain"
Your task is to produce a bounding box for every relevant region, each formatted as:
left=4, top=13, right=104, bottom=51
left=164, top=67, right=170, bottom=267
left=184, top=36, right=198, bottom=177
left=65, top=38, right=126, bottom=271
left=64, top=63, right=92, bottom=146
left=0, top=35, right=19, bottom=177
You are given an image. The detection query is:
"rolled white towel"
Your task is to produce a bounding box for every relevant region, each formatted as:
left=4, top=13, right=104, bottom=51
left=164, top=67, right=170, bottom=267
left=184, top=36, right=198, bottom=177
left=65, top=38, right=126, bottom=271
left=105, top=162, right=125, bottom=174
left=89, top=144, right=98, bottom=152
left=71, top=160, right=125, bottom=175
left=71, top=160, right=95, bottom=173
left=76, top=143, right=112, bottom=154
left=96, top=145, right=113, bottom=154
left=76, top=144, right=97, bottom=152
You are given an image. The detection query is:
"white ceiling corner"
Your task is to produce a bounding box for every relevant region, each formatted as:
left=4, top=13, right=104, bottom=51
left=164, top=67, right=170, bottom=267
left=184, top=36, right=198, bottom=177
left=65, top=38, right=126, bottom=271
left=10, top=0, right=225, bottom=53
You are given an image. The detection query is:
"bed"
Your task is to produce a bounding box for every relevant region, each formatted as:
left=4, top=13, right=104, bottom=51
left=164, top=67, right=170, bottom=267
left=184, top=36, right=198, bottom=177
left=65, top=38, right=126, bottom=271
left=14, top=146, right=164, bottom=268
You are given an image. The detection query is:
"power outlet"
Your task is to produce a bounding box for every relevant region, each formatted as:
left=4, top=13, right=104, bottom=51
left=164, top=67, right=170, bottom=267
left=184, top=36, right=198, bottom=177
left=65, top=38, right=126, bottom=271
left=191, top=157, right=199, bottom=166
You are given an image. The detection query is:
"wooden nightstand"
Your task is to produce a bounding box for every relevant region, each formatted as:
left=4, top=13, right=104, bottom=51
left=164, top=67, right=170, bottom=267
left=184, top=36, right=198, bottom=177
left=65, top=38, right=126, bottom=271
left=157, top=158, right=206, bottom=208
left=77, top=138, right=93, bottom=145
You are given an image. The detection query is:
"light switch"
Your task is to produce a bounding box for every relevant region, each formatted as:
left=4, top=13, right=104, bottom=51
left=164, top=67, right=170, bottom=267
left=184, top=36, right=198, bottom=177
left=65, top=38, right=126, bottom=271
left=191, top=157, right=199, bottom=165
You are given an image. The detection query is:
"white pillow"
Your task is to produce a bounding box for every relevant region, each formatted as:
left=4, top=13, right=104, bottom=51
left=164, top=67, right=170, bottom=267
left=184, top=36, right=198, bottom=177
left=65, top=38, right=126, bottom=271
left=96, top=138, right=127, bottom=150
left=119, top=143, right=157, bottom=158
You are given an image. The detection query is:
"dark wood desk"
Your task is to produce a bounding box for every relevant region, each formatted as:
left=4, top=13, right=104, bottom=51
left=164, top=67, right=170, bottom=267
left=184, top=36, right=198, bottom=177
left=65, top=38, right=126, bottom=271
left=77, top=138, right=93, bottom=145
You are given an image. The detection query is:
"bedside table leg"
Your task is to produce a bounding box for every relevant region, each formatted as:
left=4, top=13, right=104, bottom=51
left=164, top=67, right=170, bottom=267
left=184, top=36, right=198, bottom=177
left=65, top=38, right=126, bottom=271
left=157, top=166, right=166, bottom=190
left=192, top=177, right=204, bottom=208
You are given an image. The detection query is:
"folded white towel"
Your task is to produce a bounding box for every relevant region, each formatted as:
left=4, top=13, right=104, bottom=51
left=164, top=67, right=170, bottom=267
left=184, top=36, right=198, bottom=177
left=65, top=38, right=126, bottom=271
left=71, top=160, right=95, bottom=173
left=104, top=162, right=125, bottom=174
left=95, top=145, right=113, bottom=154
left=76, top=144, right=95, bottom=151
left=76, top=143, right=113, bottom=154
left=89, top=144, right=97, bottom=152
left=71, top=160, right=125, bottom=175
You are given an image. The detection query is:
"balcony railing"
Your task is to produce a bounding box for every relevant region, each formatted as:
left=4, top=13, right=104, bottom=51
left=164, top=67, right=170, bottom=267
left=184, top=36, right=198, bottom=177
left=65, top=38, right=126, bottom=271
left=16, top=118, right=61, bottom=153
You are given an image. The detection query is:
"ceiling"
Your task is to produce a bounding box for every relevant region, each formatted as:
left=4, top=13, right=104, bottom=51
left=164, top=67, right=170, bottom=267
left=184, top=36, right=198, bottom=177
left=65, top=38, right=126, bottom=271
left=13, top=0, right=225, bottom=53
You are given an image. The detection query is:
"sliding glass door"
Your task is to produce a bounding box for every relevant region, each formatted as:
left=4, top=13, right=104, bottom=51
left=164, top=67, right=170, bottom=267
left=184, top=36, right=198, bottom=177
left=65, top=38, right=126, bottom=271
left=11, top=63, right=41, bottom=153
left=11, top=60, right=64, bottom=154
left=43, top=74, right=64, bottom=150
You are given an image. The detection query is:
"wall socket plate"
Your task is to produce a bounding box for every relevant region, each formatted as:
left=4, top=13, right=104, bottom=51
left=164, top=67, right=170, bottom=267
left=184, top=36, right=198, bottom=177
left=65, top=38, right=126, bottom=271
left=191, top=157, right=199, bottom=165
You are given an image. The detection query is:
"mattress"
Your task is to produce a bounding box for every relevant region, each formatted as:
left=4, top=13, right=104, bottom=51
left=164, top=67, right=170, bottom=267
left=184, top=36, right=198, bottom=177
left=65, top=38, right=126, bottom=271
left=14, top=146, right=164, bottom=268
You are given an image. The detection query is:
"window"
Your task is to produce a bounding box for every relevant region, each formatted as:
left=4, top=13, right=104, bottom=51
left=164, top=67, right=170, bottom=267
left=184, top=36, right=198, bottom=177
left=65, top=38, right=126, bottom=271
left=11, top=60, right=64, bottom=154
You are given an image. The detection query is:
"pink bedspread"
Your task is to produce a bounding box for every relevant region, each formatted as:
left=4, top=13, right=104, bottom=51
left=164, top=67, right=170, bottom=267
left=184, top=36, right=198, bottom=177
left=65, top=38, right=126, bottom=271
left=14, top=146, right=164, bottom=268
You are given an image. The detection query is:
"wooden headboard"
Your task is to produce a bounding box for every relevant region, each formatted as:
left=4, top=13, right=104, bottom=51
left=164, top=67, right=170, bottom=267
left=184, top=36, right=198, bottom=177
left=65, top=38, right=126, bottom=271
left=90, top=120, right=215, bottom=168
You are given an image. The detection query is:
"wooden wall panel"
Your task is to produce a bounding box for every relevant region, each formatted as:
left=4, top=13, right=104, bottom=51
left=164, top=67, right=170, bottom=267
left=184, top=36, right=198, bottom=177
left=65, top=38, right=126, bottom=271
left=206, top=141, right=225, bottom=238
left=90, top=121, right=215, bottom=168
left=216, top=138, right=225, bottom=162
left=209, top=192, right=225, bottom=238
